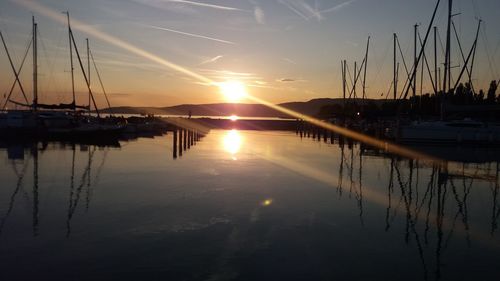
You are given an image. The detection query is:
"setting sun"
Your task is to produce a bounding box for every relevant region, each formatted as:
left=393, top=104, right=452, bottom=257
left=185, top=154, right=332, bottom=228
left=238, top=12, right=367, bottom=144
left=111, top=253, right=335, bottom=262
left=218, top=80, right=247, bottom=103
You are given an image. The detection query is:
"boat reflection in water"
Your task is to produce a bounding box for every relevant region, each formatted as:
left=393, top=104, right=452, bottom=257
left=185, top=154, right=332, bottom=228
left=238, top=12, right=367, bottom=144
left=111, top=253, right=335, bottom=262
left=0, top=130, right=499, bottom=281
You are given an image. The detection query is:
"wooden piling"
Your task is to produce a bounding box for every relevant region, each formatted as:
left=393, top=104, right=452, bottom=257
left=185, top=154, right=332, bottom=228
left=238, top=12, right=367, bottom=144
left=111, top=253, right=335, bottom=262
left=173, top=128, right=178, bottom=159
left=178, top=128, right=183, bottom=157
left=183, top=129, right=187, bottom=151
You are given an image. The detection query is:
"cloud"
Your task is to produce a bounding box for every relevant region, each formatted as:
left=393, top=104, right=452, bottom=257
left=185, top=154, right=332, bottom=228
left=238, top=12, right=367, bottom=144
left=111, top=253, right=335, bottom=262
left=131, top=0, right=198, bottom=15
left=254, top=6, right=266, bottom=24
left=277, top=78, right=307, bottom=82
left=282, top=58, right=297, bottom=65
left=278, top=0, right=322, bottom=21
left=200, top=55, right=224, bottom=65
left=321, top=0, right=356, bottom=14
left=198, top=68, right=262, bottom=81
left=345, top=40, right=359, bottom=47
left=163, top=0, right=244, bottom=11
left=146, top=25, right=236, bottom=45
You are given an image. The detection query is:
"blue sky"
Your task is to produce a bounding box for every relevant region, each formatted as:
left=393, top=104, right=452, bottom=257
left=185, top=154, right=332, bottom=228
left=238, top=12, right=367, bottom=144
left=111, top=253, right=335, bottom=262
left=1, top=0, right=499, bottom=107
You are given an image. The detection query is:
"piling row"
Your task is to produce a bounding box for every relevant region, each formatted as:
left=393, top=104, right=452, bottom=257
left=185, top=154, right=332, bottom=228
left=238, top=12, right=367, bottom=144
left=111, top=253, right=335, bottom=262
left=172, top=126, right=206, bottom=159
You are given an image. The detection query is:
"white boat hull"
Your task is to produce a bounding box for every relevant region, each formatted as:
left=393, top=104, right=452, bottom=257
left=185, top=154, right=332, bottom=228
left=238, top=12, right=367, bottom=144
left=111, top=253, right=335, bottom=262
left=400, top=121, right=500, bottom=144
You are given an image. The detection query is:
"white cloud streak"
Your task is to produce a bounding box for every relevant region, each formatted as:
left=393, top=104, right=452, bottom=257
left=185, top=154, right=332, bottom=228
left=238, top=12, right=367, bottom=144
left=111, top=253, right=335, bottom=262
left=147, top=25, right=236, bottom=45
left=278, top=0, right=322, bottom=21
left=200, top=55, right=224, bottom=65
left=163, top=0, right=244, bottom=11
left=321, top=0, right=356, bottom=14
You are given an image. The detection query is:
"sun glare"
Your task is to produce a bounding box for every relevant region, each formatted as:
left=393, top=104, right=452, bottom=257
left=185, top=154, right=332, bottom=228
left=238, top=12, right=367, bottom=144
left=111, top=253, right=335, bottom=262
left=229, top=115, right=238, bottom=121
left=218, top=80, right=247, bottom=102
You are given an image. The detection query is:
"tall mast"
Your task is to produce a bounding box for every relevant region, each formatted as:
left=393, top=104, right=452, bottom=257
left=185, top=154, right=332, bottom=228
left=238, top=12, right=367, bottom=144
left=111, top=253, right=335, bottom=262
left=401, top=0, right=441, bottom=100
left=362, top=36, right=370, bottom=102
left=394, top=33, right=397, bottom=100
left=87, top=38, right=91, bottom=115
left=434, top=26, right=438, bottom=93
left=354, top=61, right=357, bottom=100
left=342, top=60, right=346, bottom=106
left=32, top=16, right=38, bottom=112
left=443, top=0, right=452, bottom=94
left=65, top=11, right=76, bottom=112
left=469, top=19, right=481, bottom=94
left=413, top=24, right=418, bottom=99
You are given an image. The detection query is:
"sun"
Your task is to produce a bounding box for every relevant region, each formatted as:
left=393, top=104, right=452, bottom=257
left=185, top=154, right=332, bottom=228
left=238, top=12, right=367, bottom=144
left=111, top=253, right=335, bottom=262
left=218, top=80, right=247, bottom=102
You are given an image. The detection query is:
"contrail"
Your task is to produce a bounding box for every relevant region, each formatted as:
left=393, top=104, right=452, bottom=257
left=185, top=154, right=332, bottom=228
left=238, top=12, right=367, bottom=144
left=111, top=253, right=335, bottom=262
left=321, top=0, right=356, bottom=14
left=147, top=25, right=235, bottom=45
left=12, top=0, right=212, bottom=84
left=165, top=0, right=243, bottom=11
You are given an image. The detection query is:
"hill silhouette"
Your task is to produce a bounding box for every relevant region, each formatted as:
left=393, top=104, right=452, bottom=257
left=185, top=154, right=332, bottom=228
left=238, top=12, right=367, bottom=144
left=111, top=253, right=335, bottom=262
left=101, top=98, right=382, bottom=117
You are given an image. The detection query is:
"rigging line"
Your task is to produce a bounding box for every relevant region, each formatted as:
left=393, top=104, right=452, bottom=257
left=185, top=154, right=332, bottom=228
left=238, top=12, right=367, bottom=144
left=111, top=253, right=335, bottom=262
left=2, top=35, right=32, bottom=110
left=370, top=35, right=392, bottom=86
left=470, top=0, right=480, bottom=20
left=480, top=22, right=498, bottom=80
left=346, top=64, right=354, bottom=93
left=395, top=36, right=414, bottom=100
left=37, top=24, right=59, bottom=99
left=396, top=36, right=412, bottom=82
left=385, top=80, right=394, bottom=100
left=418, top=32, right=437, bottom=94
left=436, top=29, right=446, bottom=58
left=451, top=20, right=472, bottom=82
left=89, top=49, right=112, bottom=112
left=493, top=37, right=500, bottom=61
left=348, top=58, right=367, bottom=99
left=69, top=29, right=99, bottom=115
left=397, top=36, right=411, bottom=78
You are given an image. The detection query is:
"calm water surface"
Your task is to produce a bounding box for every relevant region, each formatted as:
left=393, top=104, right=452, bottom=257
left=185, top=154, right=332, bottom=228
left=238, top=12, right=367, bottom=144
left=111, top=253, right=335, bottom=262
left=0, top=130, right=499, bottom=280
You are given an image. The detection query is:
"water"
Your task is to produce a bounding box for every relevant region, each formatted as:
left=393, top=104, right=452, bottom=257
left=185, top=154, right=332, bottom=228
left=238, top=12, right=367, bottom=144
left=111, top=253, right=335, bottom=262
left=0, top=130, right=499, bottom=281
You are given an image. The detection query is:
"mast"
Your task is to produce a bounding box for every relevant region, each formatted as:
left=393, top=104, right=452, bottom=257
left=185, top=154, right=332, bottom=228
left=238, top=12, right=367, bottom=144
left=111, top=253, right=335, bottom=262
left=469, top=20, right=481, bottom=94
left=440, top=0, right=452, bottom=120
left=342, top=60, right=346, bottom=106
left=32, top=16, right=38, bottom=112
left=362, top=36, right=370, bottom=103
left=87, top=38, right=91, bottom=115
left=65, top=11, right=76, bottom=112
left=434, top=26, right=438, bottom=93
left=401, top=0, right=441, bottom=100
left=443, top=0, right=452, bottom=94
left=394, top=33, right=397, bottom=100
left=354, top=61, right=357, bottom=100
left=413, top=24, right=418, bottom=99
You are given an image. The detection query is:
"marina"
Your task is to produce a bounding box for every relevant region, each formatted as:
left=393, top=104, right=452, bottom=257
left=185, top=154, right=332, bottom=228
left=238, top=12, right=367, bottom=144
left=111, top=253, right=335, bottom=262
left=1, top=0, right=500, bottom=280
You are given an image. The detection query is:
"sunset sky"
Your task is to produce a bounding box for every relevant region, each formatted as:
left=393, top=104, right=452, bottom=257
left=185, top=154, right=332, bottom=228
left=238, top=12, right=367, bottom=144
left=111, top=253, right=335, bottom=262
left=1, top=0, right=500, bottom=108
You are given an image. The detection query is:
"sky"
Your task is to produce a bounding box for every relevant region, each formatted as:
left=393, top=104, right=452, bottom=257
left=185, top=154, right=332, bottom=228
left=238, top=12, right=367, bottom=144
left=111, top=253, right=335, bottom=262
left=1, top=0, right=500, bottom=108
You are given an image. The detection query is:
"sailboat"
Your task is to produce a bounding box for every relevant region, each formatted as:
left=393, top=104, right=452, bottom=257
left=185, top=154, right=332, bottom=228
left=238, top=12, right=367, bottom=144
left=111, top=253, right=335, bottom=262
left=398, top=0, right=500, bottom=144
left=0, top=14, right=124, bottom=137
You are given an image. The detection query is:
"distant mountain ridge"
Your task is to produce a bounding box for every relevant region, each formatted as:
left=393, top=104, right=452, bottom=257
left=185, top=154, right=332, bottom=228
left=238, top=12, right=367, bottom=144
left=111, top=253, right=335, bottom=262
left=101, top=98, right=382, bottom=117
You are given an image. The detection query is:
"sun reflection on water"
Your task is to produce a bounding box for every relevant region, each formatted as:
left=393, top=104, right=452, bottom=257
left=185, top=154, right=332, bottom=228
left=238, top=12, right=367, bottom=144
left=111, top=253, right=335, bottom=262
left=222, top=129, right=243, bottom=158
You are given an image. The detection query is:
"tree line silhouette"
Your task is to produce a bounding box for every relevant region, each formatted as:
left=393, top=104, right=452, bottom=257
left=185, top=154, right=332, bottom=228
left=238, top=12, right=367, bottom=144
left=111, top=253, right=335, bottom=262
left=318, top=80, right=500, bottom=120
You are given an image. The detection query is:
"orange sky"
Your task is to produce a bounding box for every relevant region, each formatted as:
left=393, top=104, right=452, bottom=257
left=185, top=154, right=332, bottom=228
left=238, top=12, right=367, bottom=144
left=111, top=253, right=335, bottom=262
left=1, top=0, right=500, bottom=108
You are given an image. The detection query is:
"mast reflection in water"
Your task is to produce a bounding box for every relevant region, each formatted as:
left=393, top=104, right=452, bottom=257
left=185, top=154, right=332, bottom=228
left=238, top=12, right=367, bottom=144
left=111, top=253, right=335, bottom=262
left=0, top=131, right=499, bottom=281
